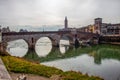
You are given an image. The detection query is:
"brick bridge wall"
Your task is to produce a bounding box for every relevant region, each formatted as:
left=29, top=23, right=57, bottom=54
left=2, top=31, right=98, bottom=51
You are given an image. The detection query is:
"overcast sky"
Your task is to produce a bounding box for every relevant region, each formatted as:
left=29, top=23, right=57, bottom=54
left=0, top=0, right=120, bottom=27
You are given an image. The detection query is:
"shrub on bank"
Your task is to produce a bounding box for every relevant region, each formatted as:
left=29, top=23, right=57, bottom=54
left=1, top=56, right=102, bottom=80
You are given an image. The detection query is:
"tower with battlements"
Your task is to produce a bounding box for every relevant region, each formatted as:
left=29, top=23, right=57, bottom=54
left=94, top=18, right=102, bottom=34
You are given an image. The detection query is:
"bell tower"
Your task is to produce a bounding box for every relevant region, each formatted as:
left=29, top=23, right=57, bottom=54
left=64, top=16, right=68, bottom=29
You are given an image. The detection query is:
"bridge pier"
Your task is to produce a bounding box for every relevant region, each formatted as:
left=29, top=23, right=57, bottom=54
left=0, top=42, right=10, bottom=56
left=51, top=40, right=60, bottom=47
left=0, top=43, right=4, bottom=52
left=28, top=45, right=35, bottom=51
left=26, top=37, right=36, bottom=52
left=28, top=44, right=35, bottom=52
left=0, top=42, right=7, bottom=52
left=52, top=43, right=59, bottom=47
left=74, top=34, right=80, bottom=48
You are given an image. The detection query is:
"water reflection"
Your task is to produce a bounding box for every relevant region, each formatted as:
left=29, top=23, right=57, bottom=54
left=42, top=54, right=120, bottom=80
left=24, top=47, right=62, bottom=62
left=60, top=39, right=69, bottom=54
left=90, top=48, right=120, bottom=64
left=20, top=44, right=120, bottom=66
left=7, top=39, right=28, bottom=57
left=35, top=37, right=52, bottom=57
left=40, top=45, right=120, bottom=80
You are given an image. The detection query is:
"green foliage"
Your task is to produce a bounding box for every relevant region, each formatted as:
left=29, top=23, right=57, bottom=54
left=1, top=56, right=102, bottom=80
left=97, top=48, right=120, bottom=60
left=89, top=44, right=120, bottom=58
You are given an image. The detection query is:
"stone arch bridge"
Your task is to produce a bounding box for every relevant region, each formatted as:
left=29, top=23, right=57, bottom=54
left=2, top=31, right=98, bottom=51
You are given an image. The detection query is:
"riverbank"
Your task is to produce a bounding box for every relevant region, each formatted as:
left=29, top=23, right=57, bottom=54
left=2, top=44, right=119, bottom=80
left=0, top=55, right=102, bottom=80
left=1, top=44, right=120, bottom=80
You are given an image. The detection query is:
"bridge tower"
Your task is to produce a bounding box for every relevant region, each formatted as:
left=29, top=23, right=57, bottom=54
left=65, top=16, right=68, bottom=29
left=94, top=18, right=102, bottom=34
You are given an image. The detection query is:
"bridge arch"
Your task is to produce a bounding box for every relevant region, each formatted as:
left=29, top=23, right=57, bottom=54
left=47, top=36, right=59, bottom=47
left=35, top=37, right=52, bottom=57
left=35, top=36, right=60, bottom=47
left=6, top=39, right=28, bottom=57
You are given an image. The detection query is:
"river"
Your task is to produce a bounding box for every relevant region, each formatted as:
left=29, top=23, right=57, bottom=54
left=6, top=37, right=120, bottom=80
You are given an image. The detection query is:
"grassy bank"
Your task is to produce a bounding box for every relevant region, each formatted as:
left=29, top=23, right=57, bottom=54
left=1, top=55, right=102, bottom=80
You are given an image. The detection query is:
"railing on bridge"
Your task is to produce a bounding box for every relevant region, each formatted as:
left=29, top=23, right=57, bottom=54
left=2, top=31, right=72, bottom=36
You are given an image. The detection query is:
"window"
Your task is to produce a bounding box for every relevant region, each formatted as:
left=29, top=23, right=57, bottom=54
left=115, top=27, right=119, bottom=34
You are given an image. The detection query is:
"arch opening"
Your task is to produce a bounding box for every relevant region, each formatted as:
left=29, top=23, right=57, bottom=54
left=35, top=37, right=52, bottom=57
left=6, top=39, right=28, bottom=57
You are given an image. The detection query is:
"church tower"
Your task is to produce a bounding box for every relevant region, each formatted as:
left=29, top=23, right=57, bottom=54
left=64, top=16, right=68, bottom=29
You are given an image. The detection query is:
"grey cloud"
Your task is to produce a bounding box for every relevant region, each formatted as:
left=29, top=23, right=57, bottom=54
left=0, top=0, right=120, bottom=27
